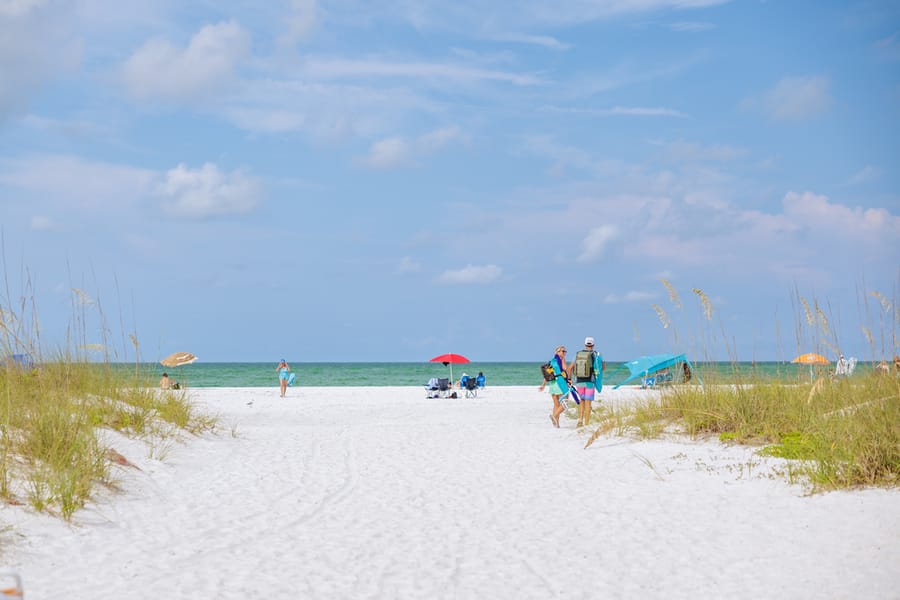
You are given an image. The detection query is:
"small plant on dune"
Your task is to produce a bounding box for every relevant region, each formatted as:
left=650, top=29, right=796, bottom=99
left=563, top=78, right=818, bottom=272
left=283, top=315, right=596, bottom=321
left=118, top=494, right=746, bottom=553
left=1, top=268, right=217, bottom=520
left=586, top=281, right=900, bottom=491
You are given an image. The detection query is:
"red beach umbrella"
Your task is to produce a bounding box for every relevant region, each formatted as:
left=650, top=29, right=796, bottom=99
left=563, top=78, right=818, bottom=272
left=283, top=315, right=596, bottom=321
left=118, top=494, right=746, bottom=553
left=429, top=353, right=470, bottom=384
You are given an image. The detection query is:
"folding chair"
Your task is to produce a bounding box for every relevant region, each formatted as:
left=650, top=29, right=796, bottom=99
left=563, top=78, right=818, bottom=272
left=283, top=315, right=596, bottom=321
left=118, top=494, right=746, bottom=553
left=464, top=377, right=478, bottom=398
left=437, top=378, right=451, bottom=398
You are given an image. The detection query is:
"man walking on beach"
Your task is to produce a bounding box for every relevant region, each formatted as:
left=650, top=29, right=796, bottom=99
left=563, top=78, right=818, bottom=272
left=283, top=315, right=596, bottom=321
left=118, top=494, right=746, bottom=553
left=572, top=337, right=604, bottom=427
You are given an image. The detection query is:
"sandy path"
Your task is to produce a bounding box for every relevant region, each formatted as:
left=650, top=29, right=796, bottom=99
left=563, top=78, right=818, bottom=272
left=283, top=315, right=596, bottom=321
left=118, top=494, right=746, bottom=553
left=3, top=386, right=898, bottom=599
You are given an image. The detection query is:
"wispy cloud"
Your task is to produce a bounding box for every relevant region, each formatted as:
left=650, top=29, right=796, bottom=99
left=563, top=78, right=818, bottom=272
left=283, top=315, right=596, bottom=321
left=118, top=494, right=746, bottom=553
left=875, top=31, right=900, bottom=61
left=360, top=126, right=468, bottom=168
left=299, top=57, right=543, bottom=86
left=0, top=154, right=154, bottom=209
left=542, top=105, right=688, bottom=118
left=122, top=21, right=251, bottom=102
left=744, top=75, right=832, bottom=121
left=398, top=256, right=422, bottom=273
left=660, top=139, right=746, bottom=162
left=278, top=0, right=319, bottom=47
left=603, top=291, right=656, bottom=304
left=847, top=165, right=882, bottom=185
left=668, top=21, right=716, bottom=32
left=489, top=32, right=571, bottom=50
left=436, top=264, right=503, bottom=284
left=578, top=224, right=619, bottom=262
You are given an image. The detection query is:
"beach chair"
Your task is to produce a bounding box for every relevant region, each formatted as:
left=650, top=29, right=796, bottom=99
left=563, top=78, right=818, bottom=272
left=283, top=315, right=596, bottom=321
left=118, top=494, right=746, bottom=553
left=426, top=378, right=451, bottom=398
left=464, top=376, right=478, bottom=398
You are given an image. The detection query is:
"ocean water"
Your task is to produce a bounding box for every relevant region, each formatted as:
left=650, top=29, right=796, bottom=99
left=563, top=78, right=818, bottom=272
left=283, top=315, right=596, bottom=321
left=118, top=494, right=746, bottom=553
left=143, top=361, right=875, bottom=388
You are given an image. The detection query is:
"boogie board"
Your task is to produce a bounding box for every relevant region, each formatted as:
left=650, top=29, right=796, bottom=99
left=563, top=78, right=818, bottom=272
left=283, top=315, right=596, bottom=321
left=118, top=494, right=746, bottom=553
left=288, top=372, right=296, bottom=386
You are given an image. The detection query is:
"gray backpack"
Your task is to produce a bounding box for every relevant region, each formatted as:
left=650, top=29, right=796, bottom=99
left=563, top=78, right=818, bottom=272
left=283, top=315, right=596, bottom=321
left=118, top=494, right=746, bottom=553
left=573, top=350, right=595, bottom=379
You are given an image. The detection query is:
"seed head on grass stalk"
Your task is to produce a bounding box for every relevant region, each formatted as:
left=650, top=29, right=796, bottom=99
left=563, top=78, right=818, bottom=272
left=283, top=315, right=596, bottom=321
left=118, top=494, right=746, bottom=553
left=652, top=304, right=670, bottom=329
left=692, top=288, right=713, bottom=321
left=661, top=278, right=682, bottom=309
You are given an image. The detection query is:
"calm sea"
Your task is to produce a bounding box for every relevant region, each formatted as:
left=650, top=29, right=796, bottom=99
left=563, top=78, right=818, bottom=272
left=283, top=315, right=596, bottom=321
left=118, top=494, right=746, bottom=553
left=140, top=361, right=874, bottom=388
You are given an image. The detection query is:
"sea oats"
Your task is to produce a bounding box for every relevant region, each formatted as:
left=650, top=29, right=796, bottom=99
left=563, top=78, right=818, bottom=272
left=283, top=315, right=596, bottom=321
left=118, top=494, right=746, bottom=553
left=861, top=326, right=873, bottom=345
left=692, top=288, right=713, bottom=321
left=71, top=288, right=93, bottom=306
left=800, top=296, right=813, bottom=326
left=652, top=303, right=670, bottom=329
left=661, top=278, right=682, bottom=308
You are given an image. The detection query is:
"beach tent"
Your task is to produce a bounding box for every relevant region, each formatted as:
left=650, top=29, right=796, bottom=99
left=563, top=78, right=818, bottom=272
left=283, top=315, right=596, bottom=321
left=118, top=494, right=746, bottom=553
left=612, top=353, right=701, bottom=389
left=4, top=353, right=36, bottom=370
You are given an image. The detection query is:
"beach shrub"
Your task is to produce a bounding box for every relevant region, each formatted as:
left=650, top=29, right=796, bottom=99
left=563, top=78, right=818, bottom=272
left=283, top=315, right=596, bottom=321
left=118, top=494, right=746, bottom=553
left=1, top=283, right=217, bottom=520
left=585, top=282, right=900, bottom=492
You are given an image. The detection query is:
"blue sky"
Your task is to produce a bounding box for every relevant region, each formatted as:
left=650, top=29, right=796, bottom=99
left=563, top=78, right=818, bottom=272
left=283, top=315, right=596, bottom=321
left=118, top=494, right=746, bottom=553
left=1, top=0, right=898, bottom=363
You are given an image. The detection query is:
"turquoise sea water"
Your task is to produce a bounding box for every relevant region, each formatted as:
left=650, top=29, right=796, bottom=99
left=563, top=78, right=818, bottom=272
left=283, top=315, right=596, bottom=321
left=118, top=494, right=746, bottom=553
left=141, top=361, right=877, bottom=388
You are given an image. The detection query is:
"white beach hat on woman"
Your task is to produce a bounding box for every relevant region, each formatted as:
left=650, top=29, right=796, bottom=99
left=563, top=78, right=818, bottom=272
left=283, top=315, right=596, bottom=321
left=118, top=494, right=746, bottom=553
left=585, top=337, right=595, bottom=346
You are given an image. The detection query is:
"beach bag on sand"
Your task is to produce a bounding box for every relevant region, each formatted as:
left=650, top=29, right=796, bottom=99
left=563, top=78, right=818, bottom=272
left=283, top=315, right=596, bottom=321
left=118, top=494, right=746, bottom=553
left=540, top=362, right=556, bottom=382
left=573, top=350, right=595, bottom=379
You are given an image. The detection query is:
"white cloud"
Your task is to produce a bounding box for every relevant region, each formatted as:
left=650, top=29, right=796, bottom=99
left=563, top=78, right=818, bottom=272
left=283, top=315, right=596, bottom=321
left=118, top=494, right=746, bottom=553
left=668, top=21, right=715, bottom=32
left=437, top=264, right=502, bottom=284
left=122, top=21, right=250, bottom=102
left=278, top=0, right=318, bottom=47
left=0, top=154, right=155, bottom=208
left=30, top=215, right=56, bottom=230
left=490, top=32, right=571, bottom=50
left=661, top=140, right=745, bottom=162
left=755, top=76, right=832, bottom=121
left=875, top=31, right=900, bottom=62
left=541, top=105, right=688, bottom=118
left=360, top=126, right=467, bottom=169
left=156, top=163, right=263, bottom=219
left=847, top=165, right=882, bottom=185
left=299, top=57, right=542, bottom=86
left=578, top=224, right=618, bottom=262
left=603, top=291, right=656, bottom=304
left=398, top=256, right=422, bottom=273
left=0, top=0, right=47, bottom=17
left=781, top=191, right=900, bottom=238
left=362, top=137, right=413, bottom=168
left=0, top=3, right=81, bottom=120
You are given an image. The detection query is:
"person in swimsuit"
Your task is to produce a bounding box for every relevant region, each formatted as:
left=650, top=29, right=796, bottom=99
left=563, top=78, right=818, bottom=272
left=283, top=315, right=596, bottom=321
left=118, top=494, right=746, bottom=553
left=538, top=345, right=570, bottom=428
left=276, top=359, right=291, bottom=397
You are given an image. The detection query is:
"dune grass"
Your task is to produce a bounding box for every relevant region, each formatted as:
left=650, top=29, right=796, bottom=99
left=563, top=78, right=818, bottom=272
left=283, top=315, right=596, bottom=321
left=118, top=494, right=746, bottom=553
left=1, top=279, right=216, bottom=520
left=584, top=281, right=900, bottom=492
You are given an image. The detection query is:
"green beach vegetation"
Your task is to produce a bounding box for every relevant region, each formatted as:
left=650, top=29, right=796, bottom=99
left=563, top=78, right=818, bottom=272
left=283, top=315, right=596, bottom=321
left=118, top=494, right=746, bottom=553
left=584, top=281, right=900, bottom=492
left=1, top=283, right=216, bottom=520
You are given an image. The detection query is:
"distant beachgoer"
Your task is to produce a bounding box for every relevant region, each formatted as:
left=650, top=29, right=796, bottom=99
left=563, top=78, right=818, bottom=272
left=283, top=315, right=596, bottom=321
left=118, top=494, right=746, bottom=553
left=458, top=372, right=470, bottom=389
left=476, top=371, right=485, bottom=388
left=159, top=373, right=173, bottom=390
left=539, top=345, right=570, bottom=428
left=894, top=355, right=900, bottom=373
left=572, top=337, right=604, bottom=428
left=276, top=359, right=291, bottom=398
left=682, top=362, right=692, bottom=383
left=834, top=354, right=850, bottom=378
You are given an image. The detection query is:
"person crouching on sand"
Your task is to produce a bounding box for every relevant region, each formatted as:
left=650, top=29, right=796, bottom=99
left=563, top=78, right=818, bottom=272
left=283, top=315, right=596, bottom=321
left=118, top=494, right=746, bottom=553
left=539, top=345, right=569, bottom=428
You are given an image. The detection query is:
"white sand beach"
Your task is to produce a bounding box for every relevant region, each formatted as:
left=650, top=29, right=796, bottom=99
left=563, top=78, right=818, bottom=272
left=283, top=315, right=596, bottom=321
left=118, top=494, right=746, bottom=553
left=3, top=386, right=898, bottom=599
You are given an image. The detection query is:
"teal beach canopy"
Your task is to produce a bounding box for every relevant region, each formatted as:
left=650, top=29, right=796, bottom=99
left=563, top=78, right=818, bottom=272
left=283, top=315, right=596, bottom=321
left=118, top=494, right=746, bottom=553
left=612, top=353, right=701, bottom=389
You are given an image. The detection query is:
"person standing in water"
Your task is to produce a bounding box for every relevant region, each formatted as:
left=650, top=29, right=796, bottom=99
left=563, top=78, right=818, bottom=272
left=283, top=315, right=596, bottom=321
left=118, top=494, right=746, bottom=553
left=276, top=359, right=291, bottom=397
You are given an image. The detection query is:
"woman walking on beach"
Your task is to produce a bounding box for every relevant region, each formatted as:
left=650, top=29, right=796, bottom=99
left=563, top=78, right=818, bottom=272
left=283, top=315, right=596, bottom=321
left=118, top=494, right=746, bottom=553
left=539, top=345, right=570, bottom=428
left=276, top=359, right=291, bottom=398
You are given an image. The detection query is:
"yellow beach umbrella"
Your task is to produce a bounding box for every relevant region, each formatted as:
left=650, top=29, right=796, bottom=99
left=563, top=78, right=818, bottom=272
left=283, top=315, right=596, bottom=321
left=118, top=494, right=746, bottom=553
left=160, top=351, right=198, bottom=368
left=791, top=353, right=829, bottom=365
